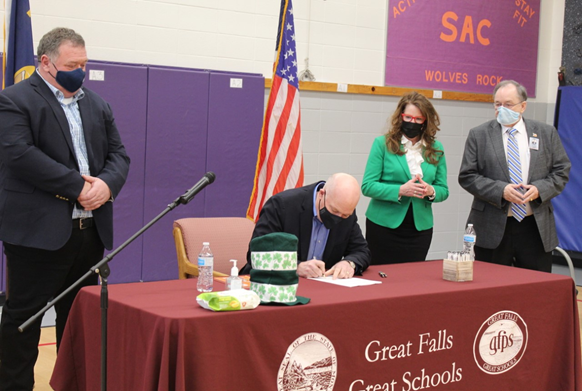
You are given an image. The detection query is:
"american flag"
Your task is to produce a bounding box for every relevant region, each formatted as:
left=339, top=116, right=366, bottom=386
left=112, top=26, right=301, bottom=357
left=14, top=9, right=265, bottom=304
left=247, top=0, right=304, bottom=222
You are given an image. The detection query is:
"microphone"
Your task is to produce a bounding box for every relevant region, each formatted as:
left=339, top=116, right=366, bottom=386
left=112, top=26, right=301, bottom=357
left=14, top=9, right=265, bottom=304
left=179, top=172, right=216, bottom=204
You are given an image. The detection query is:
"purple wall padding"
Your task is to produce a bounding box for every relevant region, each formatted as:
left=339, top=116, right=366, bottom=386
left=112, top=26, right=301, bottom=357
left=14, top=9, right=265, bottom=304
left=0, top=55, right=265, bottom=285
left=140, top=67, right=210, bottom=282
left=553, top=86, right=582, bottom=252
left=84, top=61, right=148, bottom=283
left=204, top=72, right=264, bottom=217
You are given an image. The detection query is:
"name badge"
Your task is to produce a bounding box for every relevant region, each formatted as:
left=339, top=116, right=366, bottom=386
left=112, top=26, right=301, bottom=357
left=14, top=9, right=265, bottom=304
left=529, top=137, right=539, bottom=150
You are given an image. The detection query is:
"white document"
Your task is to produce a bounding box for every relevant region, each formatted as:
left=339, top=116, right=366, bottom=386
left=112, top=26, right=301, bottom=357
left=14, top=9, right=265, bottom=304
left=308, top=276, right=381, bottom=287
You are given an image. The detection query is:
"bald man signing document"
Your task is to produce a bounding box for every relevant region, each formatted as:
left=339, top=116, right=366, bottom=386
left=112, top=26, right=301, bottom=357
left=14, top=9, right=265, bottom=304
left=241, top=173, right=371, bottom=279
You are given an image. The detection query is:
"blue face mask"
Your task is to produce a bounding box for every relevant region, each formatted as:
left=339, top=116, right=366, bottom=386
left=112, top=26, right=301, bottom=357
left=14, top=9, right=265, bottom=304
left=51, top=62, right=85, bottom=93
left=496, top=106, right=521, bottom=126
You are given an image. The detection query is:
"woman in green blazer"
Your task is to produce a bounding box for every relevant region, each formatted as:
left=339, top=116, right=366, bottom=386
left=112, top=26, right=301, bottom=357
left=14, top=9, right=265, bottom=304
left=362, top=92, right=449, bottom=264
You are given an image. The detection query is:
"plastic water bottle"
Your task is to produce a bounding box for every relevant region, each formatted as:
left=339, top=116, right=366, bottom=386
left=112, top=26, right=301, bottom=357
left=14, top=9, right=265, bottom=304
left=463, top=224, right=476, bottom=260
left=197, top=242, right=214, bottom=292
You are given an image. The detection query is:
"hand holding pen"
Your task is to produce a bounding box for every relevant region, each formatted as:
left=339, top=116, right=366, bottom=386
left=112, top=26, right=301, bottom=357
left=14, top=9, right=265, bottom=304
left=297, top=256, right=326, bottom=278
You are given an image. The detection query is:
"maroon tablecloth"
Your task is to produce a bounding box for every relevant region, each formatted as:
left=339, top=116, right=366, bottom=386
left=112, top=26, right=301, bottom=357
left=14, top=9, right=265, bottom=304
left=51, top=261, right=581, bottom=391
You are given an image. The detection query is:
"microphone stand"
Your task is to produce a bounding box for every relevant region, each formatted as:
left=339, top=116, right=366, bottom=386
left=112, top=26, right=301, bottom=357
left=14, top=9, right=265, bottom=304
left=20, top=185, right=209, bottom=391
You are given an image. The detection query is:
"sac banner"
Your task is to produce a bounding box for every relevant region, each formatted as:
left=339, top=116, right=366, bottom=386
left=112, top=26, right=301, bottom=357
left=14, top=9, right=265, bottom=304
left=385, top=0, right=540, bottom=96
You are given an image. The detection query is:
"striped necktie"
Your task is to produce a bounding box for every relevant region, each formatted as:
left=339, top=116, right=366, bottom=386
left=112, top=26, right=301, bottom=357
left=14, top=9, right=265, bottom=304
left=507, top=128, right=526, bottom=222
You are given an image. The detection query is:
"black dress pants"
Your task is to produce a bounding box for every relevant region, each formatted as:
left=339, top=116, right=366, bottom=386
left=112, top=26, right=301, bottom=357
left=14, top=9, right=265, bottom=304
left=366, top=205, right=433, bottom=265
left=0, top=224, right=103, bottom=391
left=474, top=215, right=552, bottom=272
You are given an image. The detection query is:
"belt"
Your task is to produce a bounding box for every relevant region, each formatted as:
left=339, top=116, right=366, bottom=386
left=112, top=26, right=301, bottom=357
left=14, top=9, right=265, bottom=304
left=73, top=217, right=94, bottom=230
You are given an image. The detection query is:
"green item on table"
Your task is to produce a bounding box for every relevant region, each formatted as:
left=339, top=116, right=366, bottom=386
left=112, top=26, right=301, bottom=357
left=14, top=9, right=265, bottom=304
left=196, top=289, right=260, bottom=311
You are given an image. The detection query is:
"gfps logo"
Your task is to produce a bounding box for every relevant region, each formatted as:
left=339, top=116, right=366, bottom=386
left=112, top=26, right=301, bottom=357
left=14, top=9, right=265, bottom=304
left=473, top=311, right=528, bottom=374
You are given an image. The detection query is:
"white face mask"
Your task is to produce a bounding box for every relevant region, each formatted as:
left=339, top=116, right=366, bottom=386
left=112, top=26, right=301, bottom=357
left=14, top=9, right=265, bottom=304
left=496, top=106, right=521, bottom=126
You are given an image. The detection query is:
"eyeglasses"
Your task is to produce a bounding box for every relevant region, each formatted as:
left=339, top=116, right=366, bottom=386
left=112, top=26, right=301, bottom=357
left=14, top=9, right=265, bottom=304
left=401, top=113, right=426, bottom=124
left=494, top=102, right=524, bottom=109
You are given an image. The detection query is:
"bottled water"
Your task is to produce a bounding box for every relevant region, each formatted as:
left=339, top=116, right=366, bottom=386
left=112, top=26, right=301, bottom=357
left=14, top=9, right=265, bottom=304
left=463, top=224, right=476, bottom=260
left=197, top=242, right=214, bottom=292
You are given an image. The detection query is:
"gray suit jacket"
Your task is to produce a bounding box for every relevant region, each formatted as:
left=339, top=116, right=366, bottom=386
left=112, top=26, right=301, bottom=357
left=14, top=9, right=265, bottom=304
left=458, top=118, right=570, bottom=252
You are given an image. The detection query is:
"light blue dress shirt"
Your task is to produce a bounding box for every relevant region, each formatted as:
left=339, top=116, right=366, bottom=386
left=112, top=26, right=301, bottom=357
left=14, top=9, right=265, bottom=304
left=37, top=70, right=92, bottom=219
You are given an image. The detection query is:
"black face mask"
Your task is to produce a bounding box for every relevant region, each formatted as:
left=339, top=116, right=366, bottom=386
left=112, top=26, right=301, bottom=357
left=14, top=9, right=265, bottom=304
left=319, top=194, right=344, bottom=229
left=401, top=121, right=424, bottom=139
left=50, top=62, right=86, bottom=93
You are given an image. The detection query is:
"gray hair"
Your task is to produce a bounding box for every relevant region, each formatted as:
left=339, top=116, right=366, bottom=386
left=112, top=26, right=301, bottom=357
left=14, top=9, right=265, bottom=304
left=37, top=27, right=85, bottom=60
left=493, top=80, right=528, bottom=102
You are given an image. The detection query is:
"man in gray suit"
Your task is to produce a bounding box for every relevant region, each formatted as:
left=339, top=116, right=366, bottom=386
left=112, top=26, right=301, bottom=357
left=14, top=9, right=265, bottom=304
left=459, top=80, right=570, bottom=272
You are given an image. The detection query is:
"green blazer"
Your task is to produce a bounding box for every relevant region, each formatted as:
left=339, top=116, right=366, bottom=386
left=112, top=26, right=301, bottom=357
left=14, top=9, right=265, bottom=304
left=362, top=136, right=449, bottom=231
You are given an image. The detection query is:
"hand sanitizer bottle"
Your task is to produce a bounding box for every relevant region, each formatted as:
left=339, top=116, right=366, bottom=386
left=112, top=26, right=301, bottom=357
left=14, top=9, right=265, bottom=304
left=226, top=259, right=242, bottom=290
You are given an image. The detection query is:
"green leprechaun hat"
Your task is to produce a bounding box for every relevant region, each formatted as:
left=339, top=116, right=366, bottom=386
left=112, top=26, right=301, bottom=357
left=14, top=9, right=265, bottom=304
left=249, top=232, right=310, bottom=305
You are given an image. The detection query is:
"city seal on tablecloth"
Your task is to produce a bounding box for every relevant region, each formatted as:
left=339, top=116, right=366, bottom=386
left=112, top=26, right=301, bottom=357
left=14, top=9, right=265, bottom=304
left=473, top=310, right=528, bottom=375
left=278, top=332, right=337, bottom=391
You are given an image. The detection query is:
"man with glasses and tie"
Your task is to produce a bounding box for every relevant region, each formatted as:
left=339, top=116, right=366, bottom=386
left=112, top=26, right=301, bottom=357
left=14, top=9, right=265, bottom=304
left=459, top=80, right=570, bottom=271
